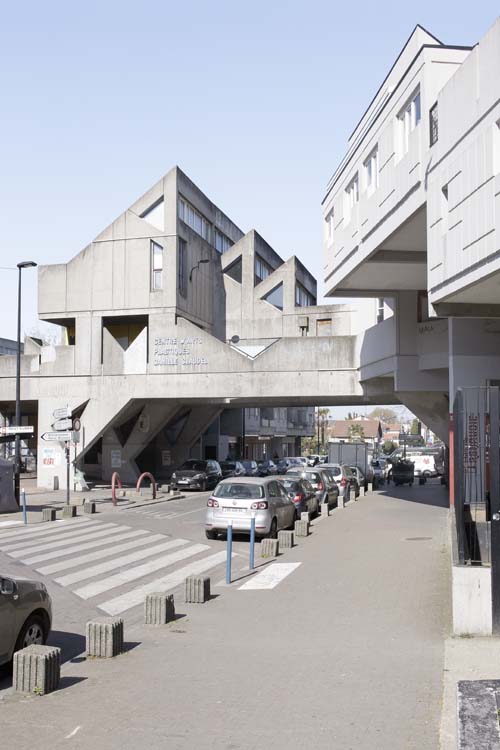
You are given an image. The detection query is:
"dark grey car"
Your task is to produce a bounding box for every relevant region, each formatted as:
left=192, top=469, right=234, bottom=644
left=285, top=467, right=339, bottom=509
left=171, top=460, right=222, bottom=491
left=0, top=575, right=52, bottom=666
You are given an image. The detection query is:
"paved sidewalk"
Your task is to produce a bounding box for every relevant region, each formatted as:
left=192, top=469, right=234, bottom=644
left=1, top=482, right=450, bottom=749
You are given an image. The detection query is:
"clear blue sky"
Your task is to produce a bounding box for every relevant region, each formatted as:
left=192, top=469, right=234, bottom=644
left=1, top=1, right=499, bottom=341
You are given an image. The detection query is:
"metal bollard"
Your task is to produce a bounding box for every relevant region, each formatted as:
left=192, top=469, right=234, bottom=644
left=249, top=514, right=255, bottom=570
left=226, top=521, right=233, bottom=584
left=21, top=488, right=27, bottom=525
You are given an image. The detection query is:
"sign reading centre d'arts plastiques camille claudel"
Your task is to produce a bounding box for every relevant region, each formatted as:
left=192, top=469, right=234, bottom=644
left=153, top=336, right=208, bottom=367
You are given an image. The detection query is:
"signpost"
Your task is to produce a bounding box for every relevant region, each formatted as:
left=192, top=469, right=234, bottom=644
left=0, top=425, right=34, bottom=436
left=47, top=408, right=81, bottom=505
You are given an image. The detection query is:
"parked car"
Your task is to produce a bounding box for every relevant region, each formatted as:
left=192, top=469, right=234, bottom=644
left=241, top=460, right=259, bottom=477
left=276, top=457, right=304, bottom=473
left=257, top=460, right=278, bottom=476
left=277, top=476, right=319, bottom=519
left=307, top=454, right=320, bottom=466
left=205, top=477, right=296, bottom=539
left=349, top=466, right=366, bottom=491
left=285, top=466, right=339, bottom=508
left=171, top=459, right=222, bottom=491
left=370, top=459, right=385, bottom=485
left=0, top=575, right=52, bottom=667
left=321, top=463, right=359, bottom=500
left=219, top=461, right=246, bottom=479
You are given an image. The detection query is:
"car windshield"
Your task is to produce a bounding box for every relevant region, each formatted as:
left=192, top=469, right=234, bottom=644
left=306, top=472, right=320, bottom=483
left=180, top=460, right=206, bottom=471
left=242, top=461, right=256, bottom=469
left=282, top=480, right=299, bottom=491
left=220, top=462, right=235, bottom=470
left=214, top=483, right=264, bottom=499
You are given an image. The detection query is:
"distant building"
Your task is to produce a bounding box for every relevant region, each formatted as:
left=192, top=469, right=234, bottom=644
left=0, top=338, right=21, bottom=356
left=327, top=418, right=382, bottom=447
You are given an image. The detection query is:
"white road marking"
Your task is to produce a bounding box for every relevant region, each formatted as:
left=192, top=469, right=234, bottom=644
left=6, top=524, right=121, bottom=558
left=35, top=531, right=159, bottom=574
left=238, top=563, right=302, bottom=590
left=0, top=520, right=23, bottom=528
left=163, top=506, right=206, bottom=520
left=0, top=520, right=105, bottom=550
left=65, top=726, right=81, bottom=739
left=73, top=543, right=210, bottom=600
left=100, top=550, right=231, bottom=615
left=55, top=538, right=189, bottom=586
left=0, top=517, right=92, bottom=542
left=24, top=529, right=148, bottom=566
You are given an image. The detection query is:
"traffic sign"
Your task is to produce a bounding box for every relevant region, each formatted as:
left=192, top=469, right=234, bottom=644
left=51, top=418, right=73, bottom=431
left=0, top=426, right=34, bottom=436
left=72, top=418, right=81, bottom=432
left=53, top=407, right=71, bottom=420
left=42, top=431, right=72, bottom=442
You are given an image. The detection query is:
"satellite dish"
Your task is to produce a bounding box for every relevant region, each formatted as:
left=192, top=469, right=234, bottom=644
left=230, top=335, right=240, bottom=344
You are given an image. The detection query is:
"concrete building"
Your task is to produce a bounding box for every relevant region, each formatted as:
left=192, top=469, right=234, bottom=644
left=322, top=20, right=500, bottom=634
left=0, top=166, right=389, bottom=489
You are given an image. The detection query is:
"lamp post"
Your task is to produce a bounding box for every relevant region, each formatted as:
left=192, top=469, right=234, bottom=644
left=14, top=261, right=37, bottom=504
left=189, top=258, right=209, bottom=282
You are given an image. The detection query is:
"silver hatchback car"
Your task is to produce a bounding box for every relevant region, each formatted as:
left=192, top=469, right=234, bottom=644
left=205, top=477, right=296, bottom=539
left=0, top=575, right=52, bottom=666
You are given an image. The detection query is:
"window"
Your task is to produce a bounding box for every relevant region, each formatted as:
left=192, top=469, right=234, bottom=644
left=151, top=240, right=163, bottom=290
left=325, top=207, right=335, bottom=244
left=262, top=283, right=283, bottom=310
left=214, top=228, right=233, bottom=254
left=178, top=238, right=187, bottom=297
left=344, top=174, right=359, bottom=222
left=377, top=298, right=385, bottom=324
left=224, top=256, right=242, bottom=283
left=254, top=255, right=273, bottom=285
left=398, top=90, right=421, bottom=154
left=178, top=197, right=211, bottom=242
left=363, top=148, right=379, bottom=194
left=429, top=102, right=438, bottom=146
left=346, top=174, right=359, bottom=209
left=295, top=282, right=315, bottom=307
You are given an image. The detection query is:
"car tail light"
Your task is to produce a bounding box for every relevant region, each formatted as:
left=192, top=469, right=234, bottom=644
left=207, top=498, right=219, bottom=507
left=293, top=494, right=303, bottom=503
left=317, top=482, right=323, bottom=491
left=251, top=501, right=268, bottom=510
left=340, top=477, right=347, bottom=488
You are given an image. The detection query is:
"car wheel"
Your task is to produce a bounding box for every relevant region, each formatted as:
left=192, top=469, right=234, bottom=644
left=267, top=517, right=278, bottom=539
left=205, top=529, right=218, bottom=540
left=15, top=614, right=47, bottom=652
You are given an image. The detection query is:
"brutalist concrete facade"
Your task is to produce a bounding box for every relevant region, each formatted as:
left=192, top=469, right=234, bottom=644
left=0, top=167, right=388, bottom=489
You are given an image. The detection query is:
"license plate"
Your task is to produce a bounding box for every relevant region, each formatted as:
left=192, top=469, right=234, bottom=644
left=222, top=507, right=247, bottom=513
left=178, top=479, right=189, bottom=484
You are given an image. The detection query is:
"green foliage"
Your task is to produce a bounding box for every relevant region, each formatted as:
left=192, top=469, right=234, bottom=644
left=348, top=423, right=365, bottom=441
left=382, top=440, right=396, bottom=454
left=368, top=407, right=397, bottom=423
left=410, top=418, right=420, bottom=435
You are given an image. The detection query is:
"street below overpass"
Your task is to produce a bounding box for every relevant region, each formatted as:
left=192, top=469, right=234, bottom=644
left=0, top=480, right=451, bottom=749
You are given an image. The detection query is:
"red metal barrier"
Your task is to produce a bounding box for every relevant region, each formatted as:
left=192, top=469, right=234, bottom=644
left=136, top=472, right=157, bottom=499
left=111, top=472, right=122, bottom=506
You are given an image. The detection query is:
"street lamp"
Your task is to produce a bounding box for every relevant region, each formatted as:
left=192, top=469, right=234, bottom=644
left=189, top=258, right=209, bottom=282
left=14, top=261, right=37, bottom=504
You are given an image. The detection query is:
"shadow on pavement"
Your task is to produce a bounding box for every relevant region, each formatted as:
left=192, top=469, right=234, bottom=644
left=375, top=478, right=449, bottom=509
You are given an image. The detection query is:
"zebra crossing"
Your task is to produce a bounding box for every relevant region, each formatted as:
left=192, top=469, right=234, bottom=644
left=124, top=503, right=202, bottom=521
left=0, top=517, right=229, bottom=616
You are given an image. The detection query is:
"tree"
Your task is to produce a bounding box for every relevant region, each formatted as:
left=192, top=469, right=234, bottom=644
left=348, top=423, right=365, bottom=442
left=410, top=418, right=421, bottom=435
left=368, top=407, right=398, bottom=423
left=382, top=440, right=397, bottom=454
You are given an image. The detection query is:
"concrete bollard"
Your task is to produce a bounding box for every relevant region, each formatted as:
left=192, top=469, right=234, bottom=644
left=145, top=593, right=175, bottom=624
left=118, top=490, right=127, bottom=498
left=321, top=502, right=330, bottom=516
left=278, top=530, right=294, bottom=548
left=185, top=575, right=211, bottom=603
left=62, top=505, right=77, bottom=519
left=83, top=502, right=96, bottom=514
left=13, top=645, right=61, bottom=695
left=359, top=486, right=365, bottom=497
left=349, top=488, right=357, bottom=503
left=261, top=538, right=279, bottom=558
left=42, top=508, right=57, bottom=522
left=300, top=512, right=309, bottom=521
left=294, top=519, right=309, bottom=537
left=338, top=493, right=345, bottom=509
left=367, top=482, right=373, bottom=493
left=86, top=618, right=124, bottom=658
